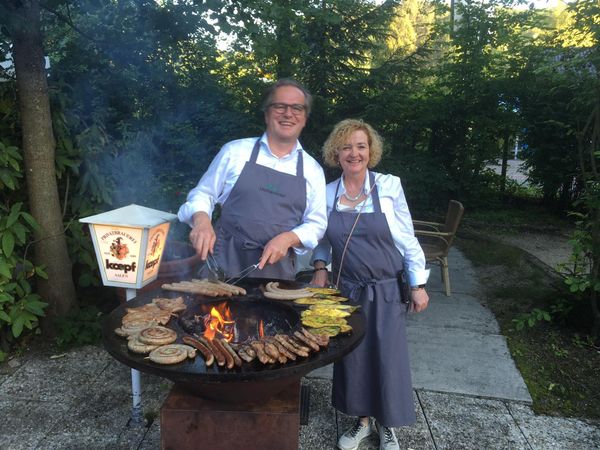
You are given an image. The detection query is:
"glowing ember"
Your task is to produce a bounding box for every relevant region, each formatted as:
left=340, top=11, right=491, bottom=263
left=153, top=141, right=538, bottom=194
left=258, top=319, right=264, bottom=338
left=203, top=304, right=235, bottom=342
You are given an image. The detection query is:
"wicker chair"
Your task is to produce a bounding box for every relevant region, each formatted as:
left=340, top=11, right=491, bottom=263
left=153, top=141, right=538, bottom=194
left=413, top=200, right=464, bottom=296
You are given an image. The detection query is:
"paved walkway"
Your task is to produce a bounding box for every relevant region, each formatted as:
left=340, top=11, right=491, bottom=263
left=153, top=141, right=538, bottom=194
left=1, top=248, right=599, bottom=449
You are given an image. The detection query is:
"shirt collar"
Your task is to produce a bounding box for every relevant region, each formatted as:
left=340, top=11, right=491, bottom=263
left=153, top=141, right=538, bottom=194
left=340, top=171, right=371, bottom=196
left=260, top=133, right=303, bottom=159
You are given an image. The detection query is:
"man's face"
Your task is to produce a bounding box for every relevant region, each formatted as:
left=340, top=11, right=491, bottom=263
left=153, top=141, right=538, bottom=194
left=264, top=86, right=307, bottom=143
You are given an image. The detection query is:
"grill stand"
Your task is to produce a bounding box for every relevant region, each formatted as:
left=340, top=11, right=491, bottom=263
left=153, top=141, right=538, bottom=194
left=126, top=288, right=144, bottom=426
left=161, top=379, right=301, bottom=450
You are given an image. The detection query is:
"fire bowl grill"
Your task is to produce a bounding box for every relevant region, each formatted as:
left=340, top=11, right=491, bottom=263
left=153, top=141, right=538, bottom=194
left=102, top=280, right=365, bottom=402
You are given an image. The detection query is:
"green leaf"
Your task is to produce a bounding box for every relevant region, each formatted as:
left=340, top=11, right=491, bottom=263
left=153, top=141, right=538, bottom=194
left=20, top=212, right=39, bottom=230
left=0, top=310, right=10, bottom=323
left=35, top=266, right=48, bottom=279
left=2, top=231, right=15, bottom=257
left=0, top=170, right=16, bottom=190
left=24, top=300, right=47, bottom=316
left=11, top=315, right=24, bottom=338
left=6, top=203, right=21, bottom=227
left=0, top=260, right=11, bottom=278
left=11, top=222, right=27, bottom=243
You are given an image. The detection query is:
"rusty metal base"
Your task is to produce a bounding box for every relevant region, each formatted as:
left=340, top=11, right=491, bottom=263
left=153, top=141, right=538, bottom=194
left=160, top=381, right=301, bottom=450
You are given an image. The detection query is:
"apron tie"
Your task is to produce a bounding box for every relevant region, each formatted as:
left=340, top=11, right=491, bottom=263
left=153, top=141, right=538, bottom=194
left=347, top=277, right=398, bottom=302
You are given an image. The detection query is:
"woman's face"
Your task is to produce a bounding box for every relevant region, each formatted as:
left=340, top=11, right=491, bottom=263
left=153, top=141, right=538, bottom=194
left=338, top=129, right=370, bottom=177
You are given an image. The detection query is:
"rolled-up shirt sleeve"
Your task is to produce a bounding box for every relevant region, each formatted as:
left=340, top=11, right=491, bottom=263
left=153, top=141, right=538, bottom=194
left=290, top=155, right=328, bottom=253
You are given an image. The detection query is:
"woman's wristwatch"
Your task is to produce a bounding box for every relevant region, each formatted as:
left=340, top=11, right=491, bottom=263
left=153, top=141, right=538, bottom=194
left=411, top=284, right=426, bottom=291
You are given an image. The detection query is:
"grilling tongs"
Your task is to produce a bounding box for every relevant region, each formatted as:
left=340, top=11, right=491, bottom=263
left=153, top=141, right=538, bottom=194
left=205, top=253, right=226, bottom=282
left=225, top=261, right=260, bottom=286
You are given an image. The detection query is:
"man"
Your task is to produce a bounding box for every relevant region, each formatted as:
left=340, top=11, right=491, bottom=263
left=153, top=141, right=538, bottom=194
left=178, top=79, right=327, bottom=281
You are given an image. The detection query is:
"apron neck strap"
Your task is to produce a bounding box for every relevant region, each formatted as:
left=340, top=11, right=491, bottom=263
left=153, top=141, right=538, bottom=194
left=250, top=138, right=304, bottom=177
left=249, top=138, right=261, bottom=163
left=369, top=171, right=382, bottom=213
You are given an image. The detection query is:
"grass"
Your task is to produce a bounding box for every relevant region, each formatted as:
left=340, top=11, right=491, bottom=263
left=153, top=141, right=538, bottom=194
left=457, top=234, right=600, bottom=420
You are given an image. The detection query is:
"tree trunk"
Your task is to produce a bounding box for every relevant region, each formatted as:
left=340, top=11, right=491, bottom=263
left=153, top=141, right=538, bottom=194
left=11, top=0, right=77, bottom=333
left=500, top=133, right=509, bottom=193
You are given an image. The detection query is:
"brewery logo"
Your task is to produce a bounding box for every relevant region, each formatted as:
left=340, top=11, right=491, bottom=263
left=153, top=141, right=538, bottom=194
left=94, top=225, right=142, bottom=283
left=149, top=232, right=163, bottom=256
left=110, top=237, right=129, bottom=260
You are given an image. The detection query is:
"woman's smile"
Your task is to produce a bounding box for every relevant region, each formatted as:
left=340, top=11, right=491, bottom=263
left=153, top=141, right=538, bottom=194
left=339, top=130, right=370, bottom=175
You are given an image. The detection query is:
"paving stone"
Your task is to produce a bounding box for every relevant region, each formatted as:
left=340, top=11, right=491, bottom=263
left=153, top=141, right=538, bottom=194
left=0, top=399, right=70, bottom=449
left=0, top=345, right=112, bottom=404
left=299, top=378, right=433, bottom=450
left=408, top=327, right=532, bottom=403
left=508, top=402, right=600, bottom=449
left=418, top=391, right=530, bottom=449
left=138, top=419, right=161, bottom=450
left=35, top=431, right=135, bottom=450
left=407, top=291, right=500, bottom=335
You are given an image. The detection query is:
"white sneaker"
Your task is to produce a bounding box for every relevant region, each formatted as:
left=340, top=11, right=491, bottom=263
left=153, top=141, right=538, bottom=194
left=337, top=418, right=373, bottom=450
left=375, top=421, right=399, bottom=450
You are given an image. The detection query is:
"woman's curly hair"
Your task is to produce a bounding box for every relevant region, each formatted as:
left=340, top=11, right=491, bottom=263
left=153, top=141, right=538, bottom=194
left=322, top=119, right=383, bottom=168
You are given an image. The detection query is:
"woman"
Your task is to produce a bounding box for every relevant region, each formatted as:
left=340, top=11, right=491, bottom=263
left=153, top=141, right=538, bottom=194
left=311, top=119, right=429, bottom=450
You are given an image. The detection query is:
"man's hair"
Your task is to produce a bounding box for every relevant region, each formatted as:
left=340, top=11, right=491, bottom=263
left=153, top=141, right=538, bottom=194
left=261, top=78, right=313, bottom=116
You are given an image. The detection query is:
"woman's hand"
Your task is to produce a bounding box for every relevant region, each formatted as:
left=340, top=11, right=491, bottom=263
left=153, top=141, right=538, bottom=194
left=311, top=269, right=329, bottom=287
left=409, top=288, right=429, bottom=313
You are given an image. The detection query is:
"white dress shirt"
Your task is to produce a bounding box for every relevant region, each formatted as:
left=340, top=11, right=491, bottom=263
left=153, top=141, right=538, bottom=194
left=177, top=133, right=327, bottom=253
left=312, top=172, right=430, bottom=286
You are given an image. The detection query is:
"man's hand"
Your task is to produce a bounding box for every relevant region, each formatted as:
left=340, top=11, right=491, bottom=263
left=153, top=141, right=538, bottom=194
left=189, top=212, right=215, bottom=260
left=259, top=231, right=300, bottom=269
left=409, top=288, right=429, bottom=313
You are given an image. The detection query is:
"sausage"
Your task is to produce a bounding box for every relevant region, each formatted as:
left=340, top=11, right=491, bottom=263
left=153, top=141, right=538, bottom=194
left=182, top=336, right=215, bottom=366
left=294, top=331, right=320, bottom=352
left=266, top=282, right=313, bottom=297
left=220, top=339, right=243, bottom=368
left=196, top=335, right=226, bottom=367
left=212, top=338, right=234, bottom=369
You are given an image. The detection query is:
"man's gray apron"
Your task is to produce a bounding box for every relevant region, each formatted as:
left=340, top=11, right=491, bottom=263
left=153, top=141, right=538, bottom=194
left=328, top=171, right=415, bottom=427
left=213, top=139, right=306, bottom=280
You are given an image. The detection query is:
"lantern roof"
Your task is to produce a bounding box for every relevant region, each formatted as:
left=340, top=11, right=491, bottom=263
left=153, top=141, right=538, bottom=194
left=79, top=204, right=177, bottom=228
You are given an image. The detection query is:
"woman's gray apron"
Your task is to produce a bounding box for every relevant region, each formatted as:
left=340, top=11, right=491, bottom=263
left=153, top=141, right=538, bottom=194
left=213, top=139, right=306, bottom=280
left=328, top=171, right=415, bottom=427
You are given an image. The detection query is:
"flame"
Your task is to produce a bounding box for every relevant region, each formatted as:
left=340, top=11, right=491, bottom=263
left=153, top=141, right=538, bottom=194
left=203, top=304, right=235, bottom=342
left=258, top=319, right=264, bottom=338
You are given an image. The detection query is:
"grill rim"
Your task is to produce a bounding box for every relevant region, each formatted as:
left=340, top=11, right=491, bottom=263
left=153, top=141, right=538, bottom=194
left=102, top=284, right=365, bottom=385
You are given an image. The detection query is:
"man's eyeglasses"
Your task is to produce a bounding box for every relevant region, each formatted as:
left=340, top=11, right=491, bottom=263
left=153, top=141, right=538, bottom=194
left=268, top=103, right=306, bottom=115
